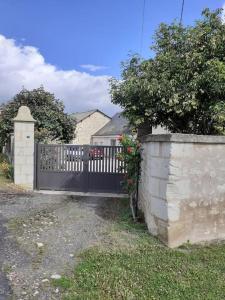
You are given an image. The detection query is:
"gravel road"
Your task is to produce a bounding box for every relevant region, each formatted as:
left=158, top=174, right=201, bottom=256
left=0, top=189, right=121, bottom=299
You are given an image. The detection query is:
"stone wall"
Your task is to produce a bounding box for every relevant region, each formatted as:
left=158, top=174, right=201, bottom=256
left=152, top=125, right=169, bottom=134
left=13, top=106, right=35, bottom=190
left=139, top=134, right=225, bottom=248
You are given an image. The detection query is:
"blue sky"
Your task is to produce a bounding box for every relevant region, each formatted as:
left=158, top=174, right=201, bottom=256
left=0, top=0, right=224, bottom=114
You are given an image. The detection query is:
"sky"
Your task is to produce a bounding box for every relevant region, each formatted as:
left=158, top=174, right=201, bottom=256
left=0, top=0, right=224, bottom=115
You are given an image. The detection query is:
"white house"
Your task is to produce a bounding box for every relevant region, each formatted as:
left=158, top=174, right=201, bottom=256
left=91, top=112, right=169, bottom=146
left=91, top=112, right=131, bottom=146
left=71, top=109, right=111, bottom=144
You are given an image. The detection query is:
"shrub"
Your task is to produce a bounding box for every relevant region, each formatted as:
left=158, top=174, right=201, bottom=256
left=117, top=135, right=141, bottom=220
left=0, top=159, right=14, bottom=179
left=0, top=153, right=7, bottom=163
left=111, top=9, right=225, bottom=135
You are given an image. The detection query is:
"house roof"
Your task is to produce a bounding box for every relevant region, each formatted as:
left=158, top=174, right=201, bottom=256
left=71, top=109, right=110, bottom=123
left=93, top=112, right=131, bottom=136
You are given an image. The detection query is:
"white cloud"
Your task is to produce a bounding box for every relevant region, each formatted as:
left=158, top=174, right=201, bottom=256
left=80, top=64, right=107, bottom=72
left=0, top=34, right=118, bottom=115
left=222, top=3, right=225, bottom=23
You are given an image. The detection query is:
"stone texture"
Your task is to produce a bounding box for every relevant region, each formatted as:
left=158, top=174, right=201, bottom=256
left=139, top=141, right=170, bottom=237
left=141, top=133, right=225, bottom=144
left=13, top=106, right=35, bottom=190
left=13, top=106, right=36, bottom=122
left=139, top=134, right=225, bottom=248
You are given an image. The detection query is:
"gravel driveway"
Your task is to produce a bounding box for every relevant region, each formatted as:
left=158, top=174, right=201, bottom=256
left=0, top=189, right=122, bottom=299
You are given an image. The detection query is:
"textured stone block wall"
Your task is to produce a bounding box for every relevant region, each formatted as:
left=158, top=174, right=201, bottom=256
left=139, top=134, right=225, bottom=247
left=139, top=141, right=171, bottom=243
left=14, top=122, right=34, bottom=189
left=13, top=106, right=35, bottom=190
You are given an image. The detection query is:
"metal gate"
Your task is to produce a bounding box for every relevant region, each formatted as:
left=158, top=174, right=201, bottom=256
left=35, top=144, right=126, bottom=193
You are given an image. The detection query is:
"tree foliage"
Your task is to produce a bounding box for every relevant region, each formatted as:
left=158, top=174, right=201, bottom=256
left=111, top=9, right=225, bottom=135
left=0, top=87, right=74, bottom=147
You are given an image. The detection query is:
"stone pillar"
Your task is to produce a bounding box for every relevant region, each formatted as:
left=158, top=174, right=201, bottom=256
left=139, top=133, right=225, bottom=248
left=13, top=106, right=36, bottom=190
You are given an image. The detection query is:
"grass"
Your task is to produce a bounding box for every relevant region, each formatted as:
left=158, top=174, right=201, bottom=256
left=53, top=199, right=225, bottom=300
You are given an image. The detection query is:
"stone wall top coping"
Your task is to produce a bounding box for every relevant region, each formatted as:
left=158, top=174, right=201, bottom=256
left=13, top=106, right=36, bottom=123
left=141, top=133, right=225, bottom=144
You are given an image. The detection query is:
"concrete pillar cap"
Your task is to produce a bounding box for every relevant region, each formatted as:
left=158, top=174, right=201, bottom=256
left=13, top=105, right=36, bottom=123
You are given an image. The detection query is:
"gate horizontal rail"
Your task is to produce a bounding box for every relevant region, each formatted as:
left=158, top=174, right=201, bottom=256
left=35, top=144, right=126, bottom=193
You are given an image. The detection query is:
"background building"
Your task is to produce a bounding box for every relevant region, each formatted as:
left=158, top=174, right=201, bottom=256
left=91, top=112, right=131, bottom=146
left=71, top=109, right=111, bottom=144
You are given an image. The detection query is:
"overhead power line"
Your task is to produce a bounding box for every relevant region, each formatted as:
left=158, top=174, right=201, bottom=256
left=140, top=0, right=146, bottom=55
left=180, top=0, right=185, bottom=25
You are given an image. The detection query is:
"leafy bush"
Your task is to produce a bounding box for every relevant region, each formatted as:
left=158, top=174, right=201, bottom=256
left=117, top=135, right=141, bottom=193
left=117, top=135, right=141, bottom=220
left=0, top=153, right=7, bottom=163
left=0, top=86, right=75, bottom=148
left=111, top=9, right=225, bottom=135
left=0, top=159, right=14, bottom=179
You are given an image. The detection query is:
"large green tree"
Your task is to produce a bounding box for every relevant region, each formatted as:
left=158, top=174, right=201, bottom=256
left=111, top=9, right=225, bottom=135
left=0, top=87, right=74, bottom=147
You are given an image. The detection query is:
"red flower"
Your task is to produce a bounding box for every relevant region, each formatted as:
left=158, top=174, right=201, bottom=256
left=127, top=146, right=133, bottom=154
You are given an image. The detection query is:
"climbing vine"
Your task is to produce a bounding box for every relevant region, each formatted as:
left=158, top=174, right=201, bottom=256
left=117, top=135, right=141, bottom=220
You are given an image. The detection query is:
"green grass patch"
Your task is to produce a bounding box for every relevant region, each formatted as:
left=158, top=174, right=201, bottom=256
left=54, top=199, right=225, bottom=300
left=52, top=277, right=73, bottom=289
left=115, top=202, right=148, bottom=234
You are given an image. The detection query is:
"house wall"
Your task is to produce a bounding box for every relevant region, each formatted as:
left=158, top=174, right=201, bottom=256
left=91, top=135, right=120, bottom=146
left=72, top=112, right=110, bottom=144
left=139, top=134, right=225, bottom=248
left=92, top=126, right=168, bottom=146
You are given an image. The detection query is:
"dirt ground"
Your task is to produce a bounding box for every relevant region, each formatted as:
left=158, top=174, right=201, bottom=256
left=0, top=187, right=123, bottom=300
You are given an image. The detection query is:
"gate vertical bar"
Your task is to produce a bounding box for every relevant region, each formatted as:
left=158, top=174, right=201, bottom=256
left=34, top=143, right=37, bottom=189
left=36, top=144, right=40, bottom=190
left=82, top=145, right=90, bottom=192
